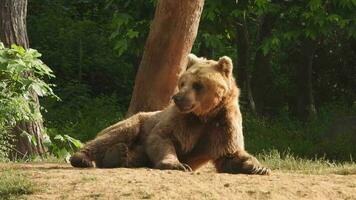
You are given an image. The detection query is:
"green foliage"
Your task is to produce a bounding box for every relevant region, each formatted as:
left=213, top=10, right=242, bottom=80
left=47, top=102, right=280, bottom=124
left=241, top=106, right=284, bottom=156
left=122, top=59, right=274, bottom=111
left=39, top=90, right=123, bottom=160
left=0, top=43, right=56, bottom=159
left=24, top=0, right=356, bottom=162
left=244, top=103, right=356, bottom=161
left=43, top=133, right=83, bottom=161
left=109, top=0, right=154, bottom=57
left=43, top=83, right=124, bottom=142
left=260, top=0, right=356, bottom=54
left=28, top=0, right=136, bottom=99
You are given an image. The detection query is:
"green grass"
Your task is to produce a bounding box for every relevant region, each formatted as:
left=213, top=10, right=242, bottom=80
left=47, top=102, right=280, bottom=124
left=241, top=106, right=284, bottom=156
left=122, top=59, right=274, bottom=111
left=0, top=169, right=37, bottom=200
left=244, top=103, right=356, bottom=161
left=30, top=154, right=68, bottom=163
left=3, top=154, right=66, bottom=164
left=258, top=150, right=356, bottom=175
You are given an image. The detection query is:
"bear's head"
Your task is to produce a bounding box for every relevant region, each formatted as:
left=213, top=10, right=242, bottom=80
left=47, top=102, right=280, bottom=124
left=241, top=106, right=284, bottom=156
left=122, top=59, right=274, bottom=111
left=172, top=54, right=236, bottom=116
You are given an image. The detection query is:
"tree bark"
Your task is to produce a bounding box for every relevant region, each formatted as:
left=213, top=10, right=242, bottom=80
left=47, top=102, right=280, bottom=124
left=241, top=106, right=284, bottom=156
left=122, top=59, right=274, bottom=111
left=126, top=0, right=204, bottom=116
left=0, top=0, right=29, bottom=48
left=0, top=0, right=46, bottom=158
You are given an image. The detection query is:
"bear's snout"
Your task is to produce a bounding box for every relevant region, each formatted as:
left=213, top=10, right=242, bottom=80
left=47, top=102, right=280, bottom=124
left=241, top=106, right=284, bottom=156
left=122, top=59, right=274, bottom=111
left=173, top=94, right=194, bottom=112
left=172, top=94, right=185, bottom=104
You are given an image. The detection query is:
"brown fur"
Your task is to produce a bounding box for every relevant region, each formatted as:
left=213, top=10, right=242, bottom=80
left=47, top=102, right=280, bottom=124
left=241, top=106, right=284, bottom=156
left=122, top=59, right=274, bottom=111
left=70, top=54, right=271, bottom=175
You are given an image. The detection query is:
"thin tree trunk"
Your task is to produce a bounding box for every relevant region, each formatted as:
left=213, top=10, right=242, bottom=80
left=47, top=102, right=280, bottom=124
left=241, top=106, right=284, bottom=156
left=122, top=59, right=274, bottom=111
left=251, top=14, right=276, bottom=115
left=126, top=0, right=204, bottom=116
left=236, top=20, right=256, bottom=113
left=296, top=39, right=317, bottom=120
left=0, top=0, right=46, bottom=158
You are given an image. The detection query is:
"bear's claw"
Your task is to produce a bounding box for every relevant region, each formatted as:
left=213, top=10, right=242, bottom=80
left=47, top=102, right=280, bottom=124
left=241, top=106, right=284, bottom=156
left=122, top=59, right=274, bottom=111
left=181, top=163, right=193, bottom=172
left=250, top=166, right=271, bottom=175
left=156, top=162, right=192, bottom=172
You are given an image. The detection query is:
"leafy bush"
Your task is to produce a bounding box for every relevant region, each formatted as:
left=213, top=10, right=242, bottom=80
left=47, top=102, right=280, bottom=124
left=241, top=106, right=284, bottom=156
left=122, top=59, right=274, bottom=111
left=43, top=83, right=125, bottom=142
left=43, top=133, right=83, bottom=161
left=0, top=43, right=56, bottom=160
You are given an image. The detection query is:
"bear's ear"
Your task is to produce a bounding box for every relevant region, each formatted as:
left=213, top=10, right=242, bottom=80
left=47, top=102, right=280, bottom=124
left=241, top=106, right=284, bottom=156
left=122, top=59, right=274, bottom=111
left=216, top=56, right=233, bottom=77
left=186, top=53, right=201, bottom=69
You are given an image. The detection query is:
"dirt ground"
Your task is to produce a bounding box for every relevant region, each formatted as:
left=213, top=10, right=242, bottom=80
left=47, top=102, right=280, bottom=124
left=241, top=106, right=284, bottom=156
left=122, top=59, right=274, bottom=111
left=2, top=163, right=356, bottom=200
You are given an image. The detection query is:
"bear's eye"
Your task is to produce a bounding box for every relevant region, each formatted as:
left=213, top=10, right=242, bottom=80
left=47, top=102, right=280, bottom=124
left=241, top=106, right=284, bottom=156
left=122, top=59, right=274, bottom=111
left=192, top=82, right=203, bottom=91
left=180, top=82, right=185, bottom=88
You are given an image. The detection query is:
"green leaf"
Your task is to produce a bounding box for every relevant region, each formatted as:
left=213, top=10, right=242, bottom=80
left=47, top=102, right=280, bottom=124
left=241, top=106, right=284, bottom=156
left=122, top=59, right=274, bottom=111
left=57, top=148, right=70, bottom=159
left=54, top=135, right=65, bottom=142
left=352, top=0, right=356, bottom=6
left=114, top=40, right=128, bottom=56
left=42, top=134, right=52, bottom=148
left=112, top=13, right=131, bottom=27
left=31, top=135, right=38, bottom=147
left=309, top=0, right=321, bottom=10
left=127, top=29, right=139, bottom=39
left=31, top=83, right=45, bottom=97
left=27, top=49, right=42, bottom=58
left=11, top=44, right=26, bottom=55
left=305, top=29, right=317, bottom=40
left=64, top=134, right=83, bottom=149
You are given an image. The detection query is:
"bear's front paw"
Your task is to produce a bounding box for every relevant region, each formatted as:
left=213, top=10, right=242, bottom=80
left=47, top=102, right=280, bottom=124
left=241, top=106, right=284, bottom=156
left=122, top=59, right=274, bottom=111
left=70, top=152, right=93, bottom=168
left=156, top=161, right=192, bottom=172
left=241, top=156, right=271, bottom=175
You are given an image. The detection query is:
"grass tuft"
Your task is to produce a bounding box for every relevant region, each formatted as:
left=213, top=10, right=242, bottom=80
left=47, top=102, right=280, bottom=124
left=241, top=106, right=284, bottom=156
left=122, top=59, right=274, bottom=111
left=258, top=149, right=356, bottom=175
left=0, top=169, right=36, bottom=200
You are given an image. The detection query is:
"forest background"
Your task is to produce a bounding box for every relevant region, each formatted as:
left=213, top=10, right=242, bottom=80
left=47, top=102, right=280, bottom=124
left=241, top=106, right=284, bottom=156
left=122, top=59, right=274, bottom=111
left=1, top=0, right=355, bottom=162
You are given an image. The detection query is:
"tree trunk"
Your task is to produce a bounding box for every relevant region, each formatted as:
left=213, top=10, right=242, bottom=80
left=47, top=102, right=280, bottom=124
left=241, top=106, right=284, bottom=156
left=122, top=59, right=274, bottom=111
left=251, top=14, right=276, bottom=115
left=0, top=0, right=29, bottom=48
left=0, top=0, right=46, bottom=158
left=236, top=20, right=256, bottom=113
left=295, top=39, right=317, bottom=120
left=126, top=0, right=204, bottom=116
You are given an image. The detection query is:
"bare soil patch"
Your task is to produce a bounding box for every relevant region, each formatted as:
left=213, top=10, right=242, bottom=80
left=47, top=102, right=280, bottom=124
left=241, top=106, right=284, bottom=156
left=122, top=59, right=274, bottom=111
left=1, top=163, right=355, bottom=200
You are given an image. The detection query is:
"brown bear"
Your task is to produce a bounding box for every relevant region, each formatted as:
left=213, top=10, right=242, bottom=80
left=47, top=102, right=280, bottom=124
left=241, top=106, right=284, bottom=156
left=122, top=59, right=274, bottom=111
left=70, top=54, right=271, bottom=175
